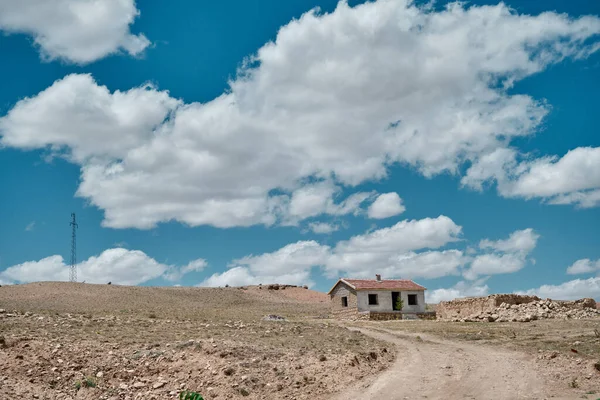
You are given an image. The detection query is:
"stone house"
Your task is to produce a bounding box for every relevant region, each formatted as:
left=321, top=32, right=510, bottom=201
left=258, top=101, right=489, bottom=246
left=328, top=274, right=430, bottom=320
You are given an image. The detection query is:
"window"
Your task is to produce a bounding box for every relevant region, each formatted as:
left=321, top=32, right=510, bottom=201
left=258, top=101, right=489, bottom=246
left=368, top=294, right=378, bottom=305
left=341, top=296, right=348, bottom=307
left=408, top=294, right=418, bottom=306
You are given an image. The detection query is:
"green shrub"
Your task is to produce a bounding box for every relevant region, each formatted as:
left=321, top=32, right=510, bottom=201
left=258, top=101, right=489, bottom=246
left=179, top=391, right=204, bottom=400
left=83, top=376, right=96, bottom=388
left=395, top=297, right=404, bottom=311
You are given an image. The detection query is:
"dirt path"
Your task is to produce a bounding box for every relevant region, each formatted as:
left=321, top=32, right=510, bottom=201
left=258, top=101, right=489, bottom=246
left=331, top=326, right=580, bottom=400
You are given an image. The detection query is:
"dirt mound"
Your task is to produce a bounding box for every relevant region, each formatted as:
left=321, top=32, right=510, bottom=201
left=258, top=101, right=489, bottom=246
left=437, top=295, right=598, bottom=322
left=0, top=282, right=328, bottom=321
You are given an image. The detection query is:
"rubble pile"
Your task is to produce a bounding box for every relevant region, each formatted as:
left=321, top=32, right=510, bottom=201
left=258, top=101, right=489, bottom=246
left=437, top=295, right=599, bottom=323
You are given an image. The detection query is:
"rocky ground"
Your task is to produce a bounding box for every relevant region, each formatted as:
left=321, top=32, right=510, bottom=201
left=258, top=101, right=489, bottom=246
left=0, top=283, right=393, bottom=400
left=439, top=295, right=599, bottom=323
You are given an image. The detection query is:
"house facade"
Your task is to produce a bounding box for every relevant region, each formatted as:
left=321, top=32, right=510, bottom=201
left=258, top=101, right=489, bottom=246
left=328, top=275, right=432, bottom=320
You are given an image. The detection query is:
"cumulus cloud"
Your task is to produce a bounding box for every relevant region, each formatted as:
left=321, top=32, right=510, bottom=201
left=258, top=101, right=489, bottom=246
left=428, top=279, right=490, bottom=304
left=284, top=181, right=374, bottom=224
left=163, top=258, right=208, bottom=281
left=0, top=0, right=150, bottom=64
left=0, top=248, right=206, bottom=285
left=0, top=74, right=181, bottom=161
left=2, top=1, right=600, bottom=229
left=199, top=241, right=329, bottom=287
left=464, top=228, right=539, bottom=280
left=465, top=253, right=527, bottom=280
left=201, top=215, right=465, bottom=286
left=517, top=277, right=600, bottom=300
left=325, top=216, right=464, bottom=278
left=367, top=192, right=405, bottom=219
left=567, top=258, right=600, bottom=275
left=479, top=228, right=539, bottom=254
left=465, top=147, right=600, bottom=208
left=307, top=222, right=339, bottom=234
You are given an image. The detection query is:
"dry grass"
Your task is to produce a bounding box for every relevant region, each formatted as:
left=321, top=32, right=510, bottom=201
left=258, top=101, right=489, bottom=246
left=0, top=282, right=330, bottom=321
left=359, top=319, right=600, bottom=359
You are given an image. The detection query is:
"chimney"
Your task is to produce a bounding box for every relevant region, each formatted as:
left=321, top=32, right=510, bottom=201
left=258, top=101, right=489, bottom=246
left=375, top=274, right=381, bottom=281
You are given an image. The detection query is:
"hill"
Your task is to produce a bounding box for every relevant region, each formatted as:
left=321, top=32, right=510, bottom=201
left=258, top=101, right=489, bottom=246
left=0, top=282, right=329, bottom=320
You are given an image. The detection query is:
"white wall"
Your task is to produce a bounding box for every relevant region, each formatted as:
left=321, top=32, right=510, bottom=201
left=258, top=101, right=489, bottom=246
left=357, top=290, right=425, bottom=313
left=401, top=291, right=426, bottom=313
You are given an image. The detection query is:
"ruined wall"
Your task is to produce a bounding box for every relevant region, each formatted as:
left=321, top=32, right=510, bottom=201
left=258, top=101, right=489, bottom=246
left=437, top=295, right=598, bottom=322
left=436, top=294, right=541, bottom=320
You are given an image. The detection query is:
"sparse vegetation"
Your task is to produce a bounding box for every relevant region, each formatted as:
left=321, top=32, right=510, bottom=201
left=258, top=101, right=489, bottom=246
left=83, top=376, right=97, bottom=388
left=395, top=297, right=404, bottom=311
left=569, top=378, right=579, bottom=389
left=180, top=391, right=204, bottom=400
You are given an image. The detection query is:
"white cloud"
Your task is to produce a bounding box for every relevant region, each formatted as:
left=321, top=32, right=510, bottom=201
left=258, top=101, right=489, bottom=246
left=464, top=228, right=539, bottom=280
left=517, top=277, right=600, bottom=300
left=200, top=267, right=312, bottom=288
left=0, top=0, right=150, bottom=64
left=325, top=215, right=464, bottom=279
left=378, top=250, right=466, bottom=279
left=285, top=181, right=374, bottom=223
left=465, top=253, right=526, bottom=280
left=505, top=148, right=600, bottom=206
left=307, top=222, right=339, bottom=234
left=201, top=215, right=464, bottom=286
left=428, top=279, right=490, bottom=304
left=567, top=258, right=600, bottom=275
left=0, top=248, right=206, bottom=285
left=465, top=147, right=600, bottom=208
left=479, top=228, right=539, bottom=254
left=25, top=221, right=35, bottom=232
left=367, top=192, right=405, bottom=219
left=1, top=255, right=68, bottom=283
left=163, top=258, right=208, bottom=281
left=0, top=74, right=180, bottom=162
left=200, top=241, right=328, bottom=287
left=2, top=1, right=600, bottom=229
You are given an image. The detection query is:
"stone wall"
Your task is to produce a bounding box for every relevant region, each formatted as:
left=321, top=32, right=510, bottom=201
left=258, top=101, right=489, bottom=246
left=330, top=282, right=360, bottom=320
left=437, top=294, right=541, bottom=320
left=366, top=311, right=436, bottom=321
left=369, top=312, right=403, bottom=321
left=415, top=311, right=437, bottom=320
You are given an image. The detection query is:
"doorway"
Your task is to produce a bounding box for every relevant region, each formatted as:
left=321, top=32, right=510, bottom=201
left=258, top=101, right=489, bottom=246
left=392, top=292, right=401, bottom=311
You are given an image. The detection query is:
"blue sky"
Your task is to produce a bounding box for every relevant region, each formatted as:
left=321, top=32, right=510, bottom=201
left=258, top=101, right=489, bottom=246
left=0, top=0, right=599, bottom=301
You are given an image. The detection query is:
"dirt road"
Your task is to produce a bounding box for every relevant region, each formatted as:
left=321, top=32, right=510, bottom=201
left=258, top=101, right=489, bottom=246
left=331, top=326, right=581, bottom=400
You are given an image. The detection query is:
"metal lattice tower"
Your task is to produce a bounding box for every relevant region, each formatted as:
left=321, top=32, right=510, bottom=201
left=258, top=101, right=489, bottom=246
left=69, top=213, right=78, bottom=283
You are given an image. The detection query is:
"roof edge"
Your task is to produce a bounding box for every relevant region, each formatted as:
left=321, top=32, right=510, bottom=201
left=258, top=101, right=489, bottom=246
left=326, top=278, right=356, bottom=295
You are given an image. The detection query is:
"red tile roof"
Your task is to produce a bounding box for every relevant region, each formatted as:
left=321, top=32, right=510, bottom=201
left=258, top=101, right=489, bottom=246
left=341, top=279, right=426, bottom=291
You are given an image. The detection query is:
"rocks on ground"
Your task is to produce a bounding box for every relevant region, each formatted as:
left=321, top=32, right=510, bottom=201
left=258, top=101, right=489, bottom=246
left=438, top=295, right=599, bottom=323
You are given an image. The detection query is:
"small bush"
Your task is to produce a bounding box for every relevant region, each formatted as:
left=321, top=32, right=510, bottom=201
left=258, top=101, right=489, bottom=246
left=568, top=378, right=579, bottom=389
left=179, top=391, right=204, bottom=400
left=148, top=313, right=157, bottom=319
left=83, top=376, right=96, bottom=388
left=395, top=297, right=404, bottom=311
